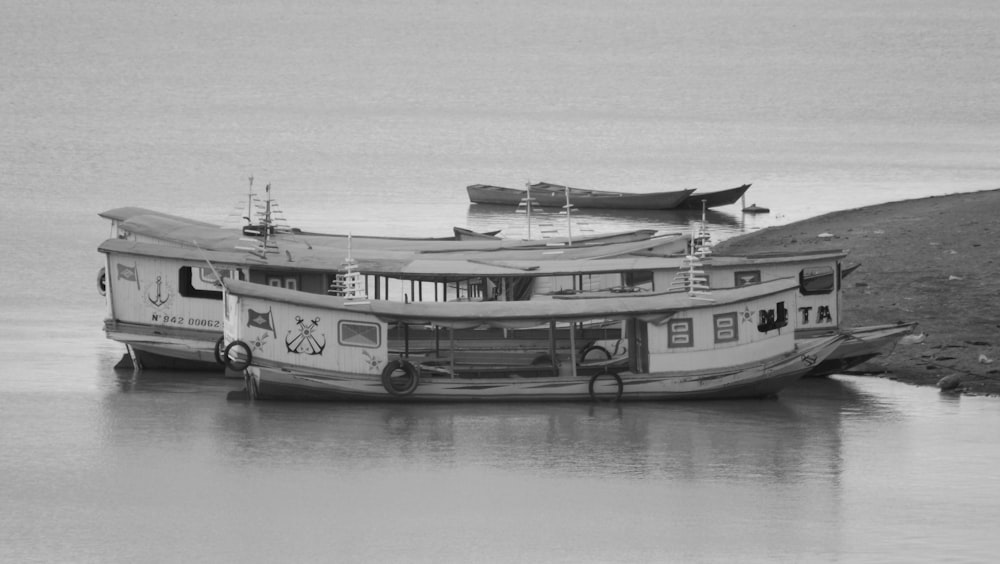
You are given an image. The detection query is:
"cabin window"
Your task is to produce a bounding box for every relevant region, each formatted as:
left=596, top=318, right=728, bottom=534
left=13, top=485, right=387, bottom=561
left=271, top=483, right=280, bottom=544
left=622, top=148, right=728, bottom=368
left=800, top=266, right=835, bottom=295
left=624, top=270, right=654, bottom=289
left=339, top=321, right=381, bottom=348
left=667, top=318, right=694, bottom=348
left=267, top=275, right=299, bottom=290
left=713, top=312, right=739, bottom=343
left=734, top=270, right=761, bottom=287
left=179, top=267, right=223, bottom=300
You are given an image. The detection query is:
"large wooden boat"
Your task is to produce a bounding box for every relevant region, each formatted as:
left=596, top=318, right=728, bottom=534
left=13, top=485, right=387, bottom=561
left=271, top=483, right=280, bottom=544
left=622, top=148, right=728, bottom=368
left=221, top=277, right=845, bottom=402
left=96, top=225, right=688, bottom=370
left=466, top=182, right=696, bottom=210
left=98, top=218, right=910, bottom=376
left=97, top=192, right=911, bottom=375
left=676, top=184, right=752, bottom=210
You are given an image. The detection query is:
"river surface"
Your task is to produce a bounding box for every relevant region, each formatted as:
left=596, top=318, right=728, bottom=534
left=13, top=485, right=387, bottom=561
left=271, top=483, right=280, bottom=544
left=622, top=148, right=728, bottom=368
left=2, top=0, right=999, bottom=561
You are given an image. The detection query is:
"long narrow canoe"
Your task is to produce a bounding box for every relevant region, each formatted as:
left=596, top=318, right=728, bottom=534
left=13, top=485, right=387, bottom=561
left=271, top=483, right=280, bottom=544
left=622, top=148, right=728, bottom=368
left=676, top=184, right=752, bottom=210
left=467, top=183, right=695, bottom=210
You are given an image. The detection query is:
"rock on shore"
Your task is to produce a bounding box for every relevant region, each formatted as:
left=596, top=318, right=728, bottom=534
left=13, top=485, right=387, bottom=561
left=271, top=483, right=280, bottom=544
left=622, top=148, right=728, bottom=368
left=714, top=188, right=1000, bottom=396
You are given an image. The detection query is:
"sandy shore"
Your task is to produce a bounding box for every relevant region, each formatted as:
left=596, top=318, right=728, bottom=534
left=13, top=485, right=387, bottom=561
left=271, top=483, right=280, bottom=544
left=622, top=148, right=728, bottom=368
left=713, top=188, right=1000, bottom=396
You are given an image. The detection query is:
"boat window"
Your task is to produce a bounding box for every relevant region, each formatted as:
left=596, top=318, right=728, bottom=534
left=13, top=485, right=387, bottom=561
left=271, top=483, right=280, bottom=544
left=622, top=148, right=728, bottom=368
left=800, top=266, right=835, bottom=295
left=734, top=270, right=761, bottom=287
left=196, top=267, right=232, bottom=286
left=667, top=318, right=694, bottom=348
left=267, top=275, right=299, bottom=290
left=178, top=267, right=223, bottom=300
left=338, top=321, right=381, bottom=348
left=713, top=312, right=739, bottom=343
left=624, top=270, right=654, bottom=289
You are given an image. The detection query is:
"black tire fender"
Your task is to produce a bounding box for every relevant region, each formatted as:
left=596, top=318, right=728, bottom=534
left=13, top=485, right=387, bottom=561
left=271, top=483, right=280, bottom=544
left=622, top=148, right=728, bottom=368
left=223, top=340, right=253, bottom=371
left=213, top=336, right=227, bottom=367
left=579, top=344, right=611, bottom=363
left=97, top=267, right=107, bottom=296
left=588, top=370, right=623, bottom=402
left=381, top=359, right=419, bottom=396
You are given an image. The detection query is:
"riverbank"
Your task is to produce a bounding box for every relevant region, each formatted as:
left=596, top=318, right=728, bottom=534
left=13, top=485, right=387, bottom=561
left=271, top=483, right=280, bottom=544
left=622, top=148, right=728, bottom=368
left=714, top=188, right=1000, bottom=397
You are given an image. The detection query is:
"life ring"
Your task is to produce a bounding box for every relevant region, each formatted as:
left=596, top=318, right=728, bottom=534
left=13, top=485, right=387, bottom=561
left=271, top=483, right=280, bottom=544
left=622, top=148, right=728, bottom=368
left=223, top=340, right=253, bottom=371
left=588, top=370, right=623, bottom=402
left=213, top=336, right=227, bottom=366
left=579, top=344, right=611, bottom=363
left=97, top=267, right=107, bottom=296
left=381, top=359, right=419, bottom=396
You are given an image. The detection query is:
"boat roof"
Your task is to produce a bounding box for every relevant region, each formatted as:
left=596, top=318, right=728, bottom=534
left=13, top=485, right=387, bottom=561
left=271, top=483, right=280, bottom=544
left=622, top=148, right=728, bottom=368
left=99, top=238, right=848, bottom=281
left=223, top=277, right=801, bottom=328
left=100, top=207, right=219, bottom=227
left=98, top=207, right=664, bottom=253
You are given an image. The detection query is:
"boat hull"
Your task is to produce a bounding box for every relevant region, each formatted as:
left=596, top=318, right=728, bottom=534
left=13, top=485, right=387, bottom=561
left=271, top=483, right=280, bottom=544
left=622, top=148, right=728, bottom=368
left=804, top=322, right=918, bottom=377
left=467, top=184, right=696, bottom=210
left=106, top=321, right=223, bottom=371
left=676, top=184, right=752, bottom=210
left=243, top=336, right=844, bottom=402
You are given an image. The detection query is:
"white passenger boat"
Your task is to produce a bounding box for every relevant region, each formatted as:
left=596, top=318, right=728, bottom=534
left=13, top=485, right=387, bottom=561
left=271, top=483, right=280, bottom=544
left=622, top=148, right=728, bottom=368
left=98, top=225, right=909, bottom=375
left=221, top=276, right=845, bottom=401
left=96, top=189, right=912, bottom=375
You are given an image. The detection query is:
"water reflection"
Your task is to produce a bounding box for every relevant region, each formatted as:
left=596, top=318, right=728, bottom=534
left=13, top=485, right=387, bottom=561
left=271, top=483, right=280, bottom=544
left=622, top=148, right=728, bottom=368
left=101, top=370, right=896, bottom=488
left=183, top=378, right=899, bottom=486
left=100, top=375, right=900, bottom=491
left=84, top=370, right=997, bottom=562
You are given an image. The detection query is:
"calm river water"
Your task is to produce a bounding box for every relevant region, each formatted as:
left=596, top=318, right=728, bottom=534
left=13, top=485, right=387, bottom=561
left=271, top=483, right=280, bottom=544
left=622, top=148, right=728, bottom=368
left=4, top=364, right=1000, bottom=563
left=3, top=0, right=999, bottom=561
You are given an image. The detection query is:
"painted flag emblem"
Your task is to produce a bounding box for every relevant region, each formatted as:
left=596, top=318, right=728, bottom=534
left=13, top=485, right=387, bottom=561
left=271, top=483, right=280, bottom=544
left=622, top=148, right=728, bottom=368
left=116, top=263, right=140, bottom=288
left=117, top=263, right=137, bottom=281
left=247, top=308, right=276, bottom=337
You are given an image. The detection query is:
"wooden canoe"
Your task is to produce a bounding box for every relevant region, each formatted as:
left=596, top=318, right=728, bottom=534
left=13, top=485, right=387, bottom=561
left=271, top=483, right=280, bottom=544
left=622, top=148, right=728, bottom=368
left=467, top=183, right=695, bottom=210
left=676, top=184, right=752, bottom=210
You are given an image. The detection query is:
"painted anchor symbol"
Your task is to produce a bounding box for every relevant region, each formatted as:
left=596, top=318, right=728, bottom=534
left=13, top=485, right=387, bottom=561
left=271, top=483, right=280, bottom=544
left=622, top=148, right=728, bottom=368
left=148, top=275, right=170, bottom=307
left=286, top=316, right=326, bottom=355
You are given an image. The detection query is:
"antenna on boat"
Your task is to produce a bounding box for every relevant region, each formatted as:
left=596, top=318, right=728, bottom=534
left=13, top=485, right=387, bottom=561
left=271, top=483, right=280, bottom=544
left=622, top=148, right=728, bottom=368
left=669, top=210, right=713, bottom=301
left=330, top=233, right=370, bottom=305
left=236, top=182, right=289, bottom=259
left=693, top=199, right=713, bottom=257
left=517, top=180, right=536, bottom=239
left=244, top=175, right=255, bottom=225
left=562, top=185, right=574, bottom=245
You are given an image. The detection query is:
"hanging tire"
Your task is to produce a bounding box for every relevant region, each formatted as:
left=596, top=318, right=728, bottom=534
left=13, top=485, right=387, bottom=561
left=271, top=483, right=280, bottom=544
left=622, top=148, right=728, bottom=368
left=381, top=360, right=419, bottom=396
left=213, top=336, right=227, bottom=367
left=588, top=370, right=623, bottom=402
left=97, top=267, right=107, bottom=296
left=223, top=340, right=253, bottom=371
left=579, top=344, right=611, bottom=363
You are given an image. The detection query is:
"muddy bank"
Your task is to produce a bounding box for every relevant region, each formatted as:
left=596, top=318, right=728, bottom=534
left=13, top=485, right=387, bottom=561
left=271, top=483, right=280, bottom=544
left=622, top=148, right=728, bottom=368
left=714, top=189, right=1000, bottom=396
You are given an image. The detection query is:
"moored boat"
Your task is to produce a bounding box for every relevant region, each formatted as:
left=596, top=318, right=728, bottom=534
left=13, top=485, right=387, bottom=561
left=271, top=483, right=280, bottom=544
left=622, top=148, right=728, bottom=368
left=221, top=276, right=845, bottom=402
left=803, top=321, right=918, bottom=377
left=676, top=184, right=752, bottom=210
left=466, top=182, right=696, bottom=210
left=98, top=216, right=906, bottom=376
left=97, top=192, right=911, bottom=376
left=97, top=224, right=687, bottom=371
